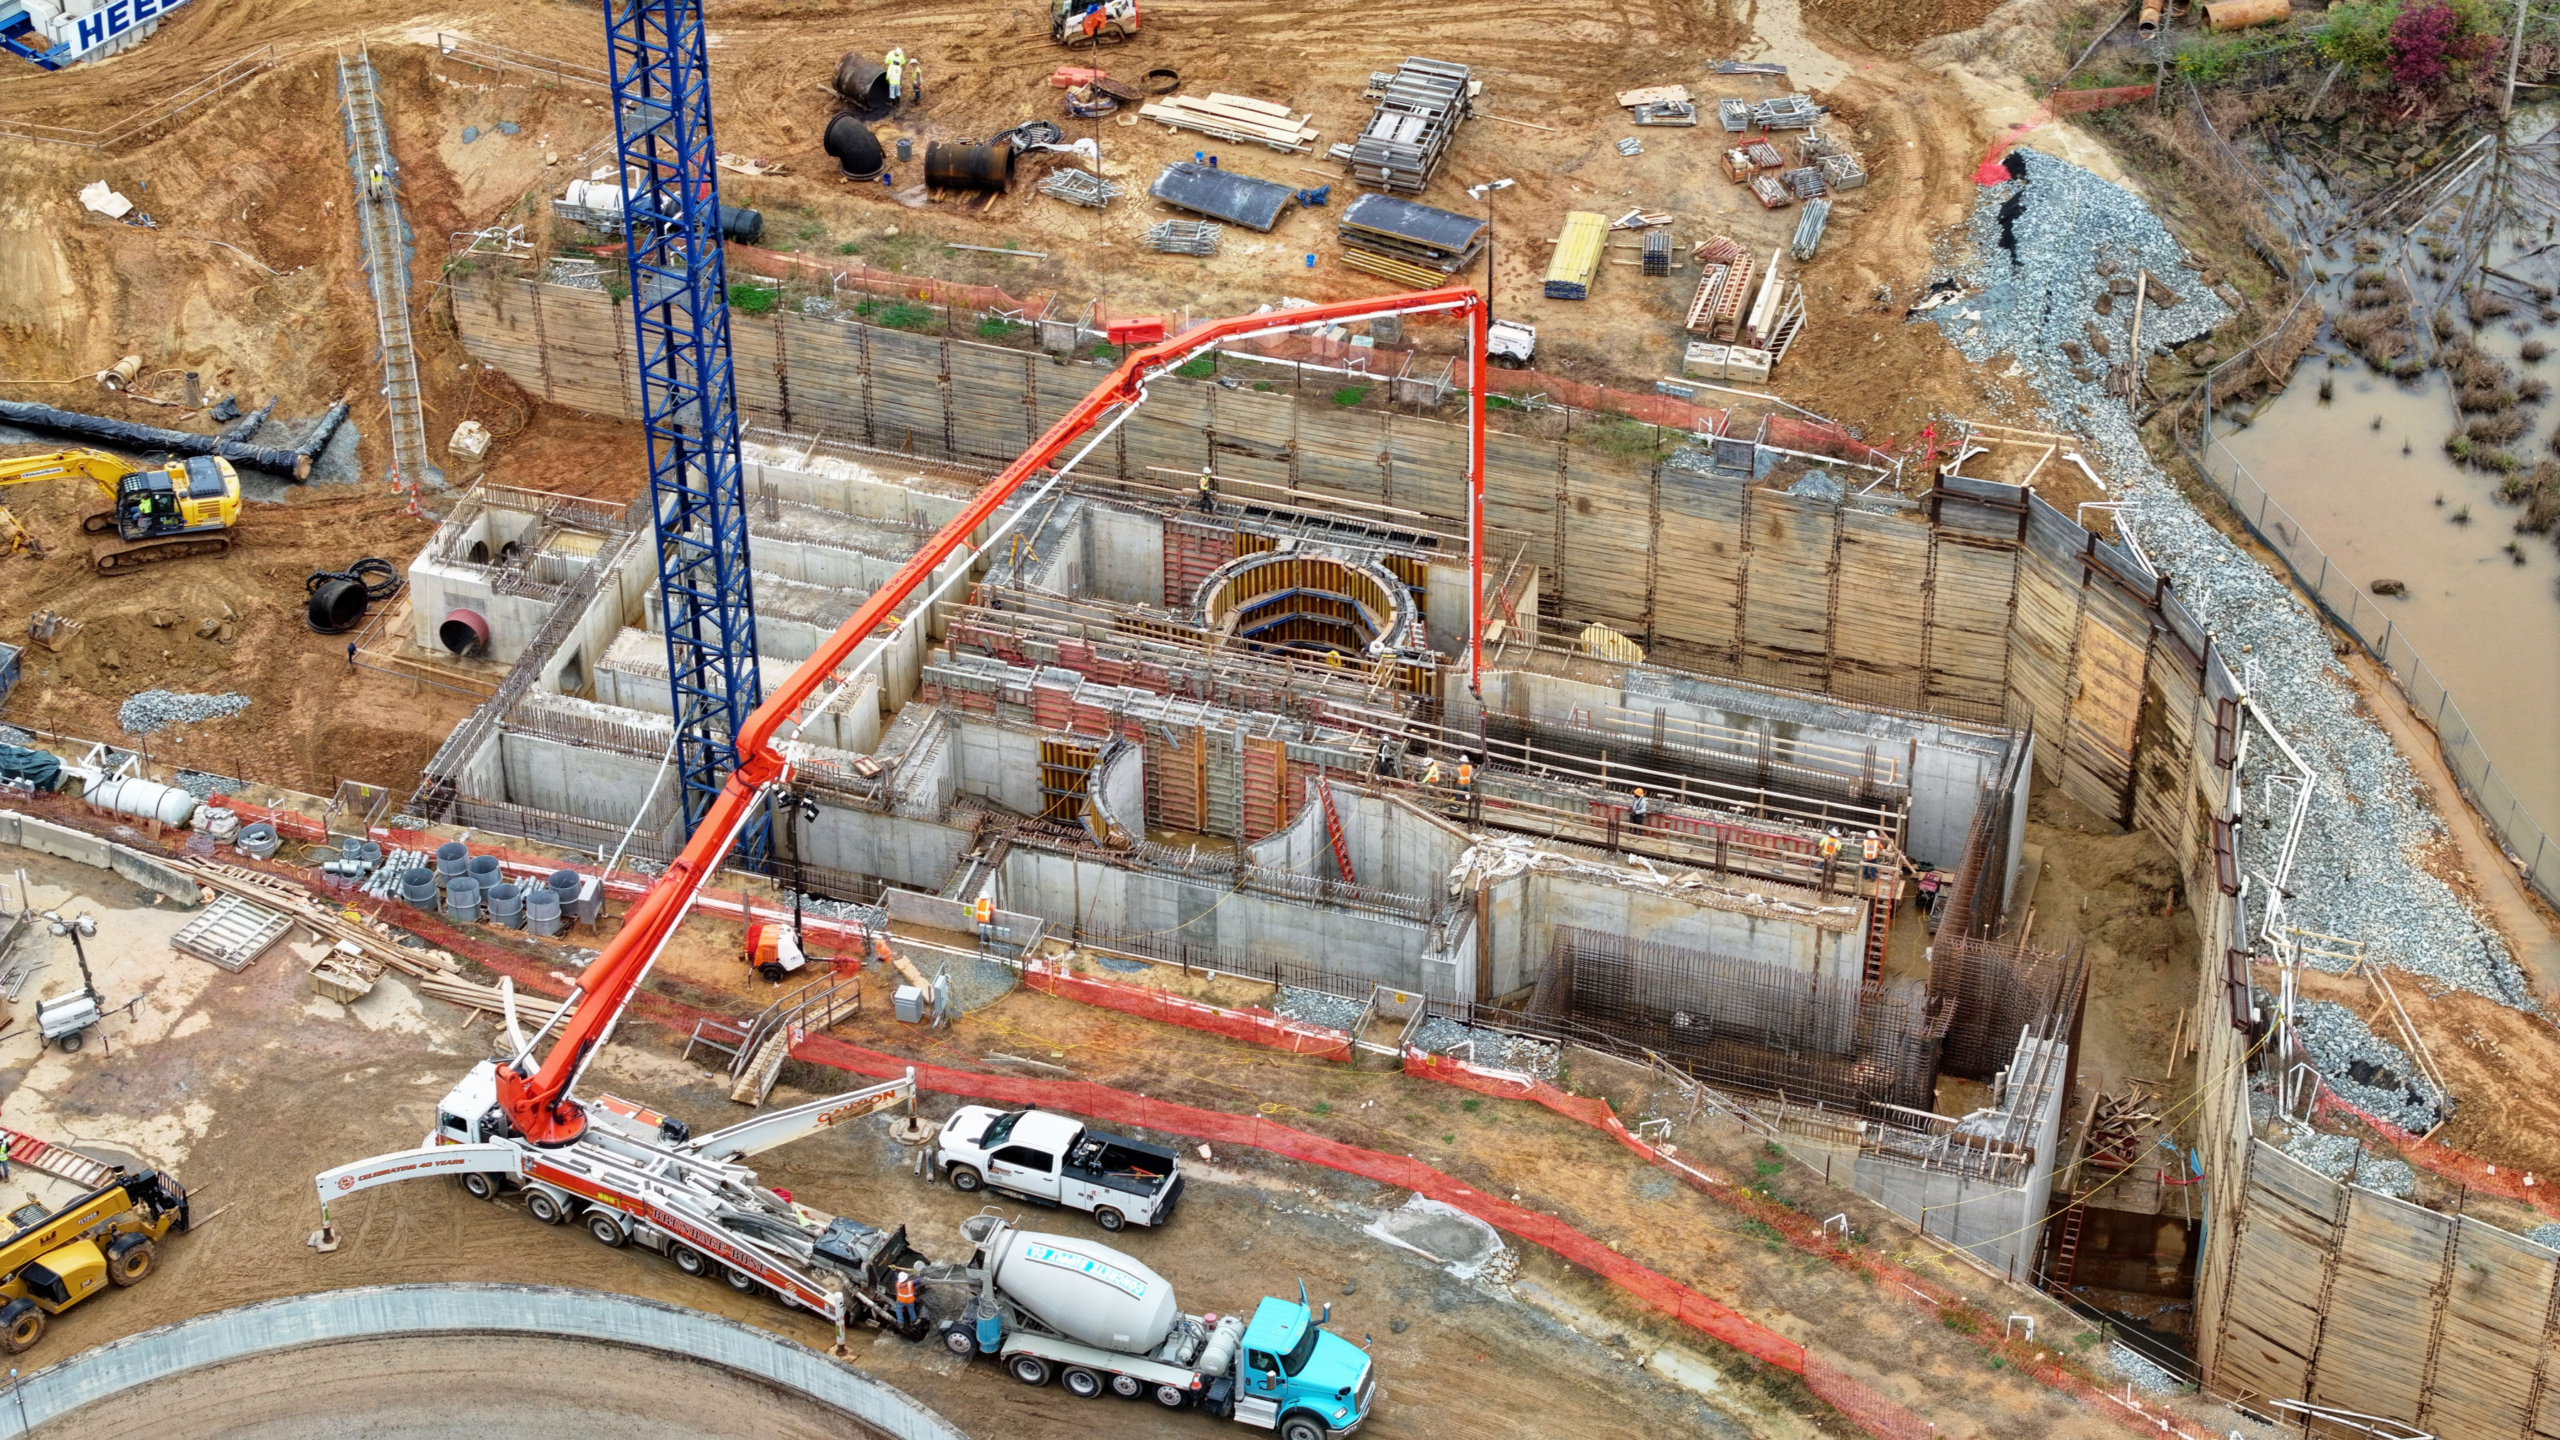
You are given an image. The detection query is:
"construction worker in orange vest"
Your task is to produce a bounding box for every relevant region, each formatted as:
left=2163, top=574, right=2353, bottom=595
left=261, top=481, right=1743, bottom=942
left=894, top=1268, right=919, bottom=1328
left=1630, top=786, right=1649, bottom=830
left=1860, top=828, right=1883, bottom=882
left=1818, top=828, right=1842, bottom=888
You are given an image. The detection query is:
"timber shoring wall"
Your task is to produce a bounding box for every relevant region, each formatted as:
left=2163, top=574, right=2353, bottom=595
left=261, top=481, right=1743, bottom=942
left=2206, top=1141, right=2560, bottom=1439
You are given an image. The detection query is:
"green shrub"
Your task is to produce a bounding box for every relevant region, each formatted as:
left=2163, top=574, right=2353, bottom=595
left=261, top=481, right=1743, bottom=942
left=877, top=301, right=934, bottom=332
left=728, top=282, right=781, bottom=314
left=1174, top=357, right=1216, bottom=380
left=977, top=316, right=1022, bottom=341
left=1332, top=386, right=1370, bottom=407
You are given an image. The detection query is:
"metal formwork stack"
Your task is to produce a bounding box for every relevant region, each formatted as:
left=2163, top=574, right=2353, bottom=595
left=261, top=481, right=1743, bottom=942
left=1790, top=199, right=1831, bottom=262
left=1751, top=94, right=1822, bottom=130
left=1037, top=169, right=1123, bottom=208
left=1143, top=219, right=1223, bottom=255
left=1347, top=57, right=1472, bottom=195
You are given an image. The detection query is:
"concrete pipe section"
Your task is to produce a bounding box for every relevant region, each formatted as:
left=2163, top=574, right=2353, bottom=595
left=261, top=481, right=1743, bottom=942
left=437, top=607, right=490, bottom=657
left=9, top=1284, right=971, bottom=1438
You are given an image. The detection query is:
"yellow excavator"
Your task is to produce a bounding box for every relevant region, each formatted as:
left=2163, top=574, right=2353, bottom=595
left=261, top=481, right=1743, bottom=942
left=0, top=448, right=241, bottom=573
left=0, top=1168, right=191, bottom=1353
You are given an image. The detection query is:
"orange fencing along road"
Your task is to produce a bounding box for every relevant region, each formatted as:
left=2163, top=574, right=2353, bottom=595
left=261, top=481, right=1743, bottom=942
left=2316, top=1088, right=2560, bottom=1222
left=1020, top=960, right=1354, bottom=1061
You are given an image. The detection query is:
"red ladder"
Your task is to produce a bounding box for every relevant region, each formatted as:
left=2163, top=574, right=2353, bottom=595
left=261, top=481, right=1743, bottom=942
left=1318, top=780, right=1357, bottom=887
left=0, top=1125, right=119, bottom=1190
left=2048, top=1200, right=2087, bottom=1291
left=1860, top=867, right=1896, bottom=988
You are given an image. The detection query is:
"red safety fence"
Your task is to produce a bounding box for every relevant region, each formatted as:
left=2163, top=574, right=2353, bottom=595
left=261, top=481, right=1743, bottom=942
left=2317, top=1088, right=2560, bottom=1221
left=1973, top=85, right=2157, bottom=182
left=789, top=1031, right=1809, bottom=1373
left=1764, top=413, right=1897, bottom=469
left=1020, top=960, right=1353, bottom=1061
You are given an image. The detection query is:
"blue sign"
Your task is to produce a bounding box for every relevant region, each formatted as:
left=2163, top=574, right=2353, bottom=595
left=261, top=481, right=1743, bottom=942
left=1023, top=1242, right=1149, bottom=1300
left=68, top=0, right=186, bottom=60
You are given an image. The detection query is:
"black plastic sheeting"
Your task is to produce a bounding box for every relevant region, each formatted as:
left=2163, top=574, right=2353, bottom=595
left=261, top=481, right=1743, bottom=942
left=1339, top=193, right=1484, bottom=255
left=218, top=393, right=278, bottom=442
left=1148, top=161, right=1295, bottom=232
left=0, top=397, right=349, bottom=480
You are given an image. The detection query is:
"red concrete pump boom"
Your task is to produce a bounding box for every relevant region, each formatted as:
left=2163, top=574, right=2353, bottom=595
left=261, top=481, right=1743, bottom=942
left=496, top=285, right=1492, bottom=1146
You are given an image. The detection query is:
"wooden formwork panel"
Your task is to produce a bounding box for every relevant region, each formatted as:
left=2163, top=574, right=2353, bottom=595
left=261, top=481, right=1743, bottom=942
left=1381, top=415, right=1467, bottom=521
left=1240, top=735, right=1288, bottom=839
left=1559, top=459, right=1652, bottom=633
left=778, top=318, right=873, bottom=437
left=2427, top=1223, right=2559, bottom=1439
left=1831, top=507, right=1930, bottom=711
left=452, top=280, right=550, bottom=402
left=729, top=310, right=789, bottom=424
left=1033, top=362, right=1098, bottom=436
left=2062, top=611, right=2146, bottom=823
left=2213, top=1145, right=2336, bottom=1404
left=2310, top=1193, right=2447, bottom=1422
left=1654, top=472, right=1747, bottom=662
left=1293, top=409, right=1388, bottom=507
left=2132, top=659, right=2201, bottom=865
left=2006, top=547, right=2082, bottom=754
left=1162, top=518, right=1231, bottom=609
left=1206, top=385, right=1298, bottom=492
left=868, top=333, right=948, bottom=456
left=1737, top=488, right=1832, bottom=692
left=1924, top=537, right=2014, bottom=715
left=1123, top=383, right=1214, bottom=480
left=950, top=344, right=1040, bottom=463
left=1482, top=430, right=1561, bottom=590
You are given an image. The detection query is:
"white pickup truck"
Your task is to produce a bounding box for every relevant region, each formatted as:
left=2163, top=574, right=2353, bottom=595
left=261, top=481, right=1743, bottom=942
left=935, top=1107, right=1185, bottom=1232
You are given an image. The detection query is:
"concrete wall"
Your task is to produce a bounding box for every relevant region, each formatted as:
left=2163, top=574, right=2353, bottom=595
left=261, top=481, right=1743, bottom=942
left=1849, top=1034, right=2066, bottom=1284
left=997, top=847, right=1432, bottom=986
left=949, top=716, right=1045, bottom=818
left=0, top=811, right=199, bottom=905
left=1082, top=502, right=1163, bottom=607
left=1527, top=872, right=1864, bottom=988
left=594, top=627, right=884, bottom=756
left=495, top=725, right=683, bottom=848
left=1090, top=742, right=1145, bottom=846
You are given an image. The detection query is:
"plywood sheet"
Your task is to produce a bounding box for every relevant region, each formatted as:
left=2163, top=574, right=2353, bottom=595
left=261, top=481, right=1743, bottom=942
left=1654, top=469, right=1746, bottom=662
left=2427, top=1221, right=2558, bottom=1439
left=1559, top=458, right=1651, bottom=633
left=1206, top=384, right=1298, bottom=492
left=2310, top=1191, right=2447, bottom=1422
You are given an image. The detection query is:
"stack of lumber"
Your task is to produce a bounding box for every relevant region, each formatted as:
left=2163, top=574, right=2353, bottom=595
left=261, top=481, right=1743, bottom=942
left=1347, top=57, right=1471, bottom=194
left=417, top=972, right=577, bottom=1024
left=173, top=857, right=462, bottom=982
left=1543, top=211, right=1608, bottom=300
left=1338, top=192, right=1486, bottom=285
left=1137, top=93, right=1317, bottom=153
left=1685, top=236, right=1753, bottom=337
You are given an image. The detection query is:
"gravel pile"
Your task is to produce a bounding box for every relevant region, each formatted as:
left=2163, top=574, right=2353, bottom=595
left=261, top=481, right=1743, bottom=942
left=2281, top=1127, right=2416, bottom=1198
left=1273, top=985, right=1563, bottom=1074
left=117, top=690, right=251, bottom=735
left=1928, top=147, right=2535, bottom=1124
left=0, top=726, right=31, bottom=747
left=2107, top=1343, right=2184, bottom=1397
left=171, top=769, right=244, bottom=800
left=2295, top=1000, right=2449, bottom=1133
left=2527, top=1222, right=2560, bottom=1252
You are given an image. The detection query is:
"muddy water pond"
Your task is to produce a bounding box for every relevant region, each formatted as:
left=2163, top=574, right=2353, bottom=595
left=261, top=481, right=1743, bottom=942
left=2216, top=357, right=2560, bottom=831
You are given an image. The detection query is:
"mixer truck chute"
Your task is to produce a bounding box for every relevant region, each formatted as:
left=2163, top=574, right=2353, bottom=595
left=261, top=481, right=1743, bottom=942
left=938, top=1215, right=1376, bottom=1436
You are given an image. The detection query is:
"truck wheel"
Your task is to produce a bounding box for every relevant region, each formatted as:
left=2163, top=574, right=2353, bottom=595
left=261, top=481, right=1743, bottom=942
left=1109, top=1372, right=1143, bottom=1398
left=525, top=1191, right=566, bottom=1226
left=0, top=1301, right=41, bottom=1354
left=586, top=1211, right=627, bottom=1247
left=106, top=1237, right=155, bottom=1287
left=1280, top=1415, right=1327, bottom=1440
left=724, top=1266, right=758, bottom=1294
left=941, top=1327, right=978, bottom=1358
left=1009, top=1355, right=1051, bottom=1387
left=1092, top=1206, right=1125, bottom=1233
left=1062, top=1367, right=1104, bottom=1399
left=1153, top=1384, right=1187, bottom=1408
left=758, top=961, right=786, bottom=983
left=670, top=1245, right=710, bottom=1277
left=460, top=1171, right=500, bottom=1201
left=948, top=1164, right=983, bottom=1193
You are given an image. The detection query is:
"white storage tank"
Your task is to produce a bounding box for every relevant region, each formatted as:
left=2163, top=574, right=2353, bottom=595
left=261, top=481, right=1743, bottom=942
left=988, top=1229, right=1178, bottom=1356
left=85, top=773, right=198, bottom=828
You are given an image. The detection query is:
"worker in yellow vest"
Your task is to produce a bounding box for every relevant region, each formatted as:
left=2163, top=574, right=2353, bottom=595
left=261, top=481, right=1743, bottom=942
left=1196, top=466, right=1218, bottom=512
left=1423, top=757, right=1442, bottom=787
left=885, top=47, right=906, bottom=101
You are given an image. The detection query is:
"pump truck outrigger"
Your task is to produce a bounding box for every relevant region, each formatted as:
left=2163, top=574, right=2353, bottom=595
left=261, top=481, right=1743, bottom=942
left=310, top=282, right=1494, bottom=1339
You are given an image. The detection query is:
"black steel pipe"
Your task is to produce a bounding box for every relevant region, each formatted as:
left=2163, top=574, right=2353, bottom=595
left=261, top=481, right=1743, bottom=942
left=0, top=396, right=347, bottom=480
left=824, top=115, right=885, bottom=181
left=924, top=139, right=1015, bottom=193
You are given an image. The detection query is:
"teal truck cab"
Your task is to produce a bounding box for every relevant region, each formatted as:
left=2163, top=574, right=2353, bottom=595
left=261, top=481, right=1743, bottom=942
left=941, top=1215, right=1378, bottom=1438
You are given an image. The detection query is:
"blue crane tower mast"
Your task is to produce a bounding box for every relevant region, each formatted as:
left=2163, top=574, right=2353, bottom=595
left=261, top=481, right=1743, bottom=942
left=600, top=0, right=766, bottom=860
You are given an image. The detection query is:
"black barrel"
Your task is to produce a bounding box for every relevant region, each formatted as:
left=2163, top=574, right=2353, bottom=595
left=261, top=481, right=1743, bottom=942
left=924, top=140, right=1015, bottom=193
left=306, top=577, right=368, bottom=633
left=718, top=205, right=763, bottom=244
left=832, top=52, right=894, bottom=119
left=825, top=115, right=886, bottom=181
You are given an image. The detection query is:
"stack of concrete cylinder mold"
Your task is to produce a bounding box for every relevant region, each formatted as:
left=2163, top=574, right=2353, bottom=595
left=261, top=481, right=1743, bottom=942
left=393, top=841, right=590, bottom=935
left=319, top=836, right=385, bottom=889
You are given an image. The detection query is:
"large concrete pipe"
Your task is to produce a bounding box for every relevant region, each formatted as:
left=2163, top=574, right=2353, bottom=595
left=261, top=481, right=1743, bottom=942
left=2204, top=0, right=2288, bottom=29
left=825, top=115, right=886, bottom=180
left=925, top=139, right=1015, bottom=193
left=2139, top=0, right=2163, bottom=37
left=438, top=607, right=491, bottom=656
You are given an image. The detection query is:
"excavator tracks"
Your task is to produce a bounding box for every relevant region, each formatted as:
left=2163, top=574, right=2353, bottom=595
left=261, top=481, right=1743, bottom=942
left=92, top=533, right=232, bottom=574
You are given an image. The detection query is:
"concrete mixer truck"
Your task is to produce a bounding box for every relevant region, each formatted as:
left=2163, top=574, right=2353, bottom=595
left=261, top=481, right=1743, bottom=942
left=934, top=1214, right=1378, bottom=1439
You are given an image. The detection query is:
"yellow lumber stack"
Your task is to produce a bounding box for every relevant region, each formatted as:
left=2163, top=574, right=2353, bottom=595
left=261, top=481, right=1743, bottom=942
left=1543, top=212, right=1608, bottom=300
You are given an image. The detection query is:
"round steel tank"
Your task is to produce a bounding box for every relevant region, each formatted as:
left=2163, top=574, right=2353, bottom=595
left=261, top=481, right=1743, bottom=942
left=86, top=774, right=198, bottom=828
left=924, top=140, right=1014, bottom=193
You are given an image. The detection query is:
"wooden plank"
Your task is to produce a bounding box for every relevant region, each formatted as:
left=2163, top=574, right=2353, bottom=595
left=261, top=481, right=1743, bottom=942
left=2214, top=1144, right=2340, bottom=1405
left=1831, top=506, right=1929, bottom=712
left=1737, top=488, right=1831, bottom=692
left=1924, top=536, right=2014, bottom=716
left=2424, top=1220, right=2557, bottom=1438
left=1655, top=468, right=1746, bottom=664
left=1558, top=456, right=1651, bottom=634
left=2062, top=611, right=2146, bottom=822
left=2006, top=543, right=2081, bottom=760
left=2310, top=1190, right=2447, bottom=1422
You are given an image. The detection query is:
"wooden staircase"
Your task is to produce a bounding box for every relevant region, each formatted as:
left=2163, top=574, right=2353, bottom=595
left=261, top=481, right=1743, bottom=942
left=723, top=970, right=866, bottom=1108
